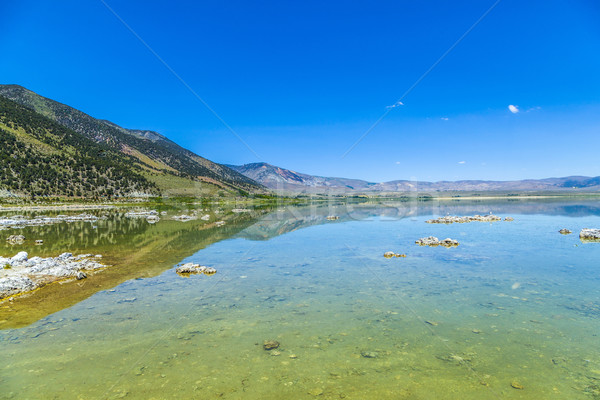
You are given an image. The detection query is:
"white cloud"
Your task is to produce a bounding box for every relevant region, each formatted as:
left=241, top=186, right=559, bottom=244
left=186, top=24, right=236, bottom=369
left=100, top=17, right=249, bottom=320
left=441, top=117, right=449, bottom=121
left=386, top=101, right=404, bottom=109
left=458, top=161, right=466, bottom=164
left=508, top=104, right=519, bottom=114
left=395, top=161, right=401, bottom=165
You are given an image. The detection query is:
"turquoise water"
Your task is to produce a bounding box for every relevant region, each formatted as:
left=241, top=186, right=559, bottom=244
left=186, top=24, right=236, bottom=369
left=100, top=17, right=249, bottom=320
left=1, top=200, right=600, bottom=399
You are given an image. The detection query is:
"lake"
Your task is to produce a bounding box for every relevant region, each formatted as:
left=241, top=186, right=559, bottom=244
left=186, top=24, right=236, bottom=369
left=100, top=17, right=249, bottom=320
left=1, top=198, right=600, bottom=399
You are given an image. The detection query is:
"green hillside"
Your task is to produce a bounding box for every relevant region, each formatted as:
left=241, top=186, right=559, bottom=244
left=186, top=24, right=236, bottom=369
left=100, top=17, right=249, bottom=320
left=0, top=95, right=157, bottom=198
left=0, top=84, right=264, bottom=196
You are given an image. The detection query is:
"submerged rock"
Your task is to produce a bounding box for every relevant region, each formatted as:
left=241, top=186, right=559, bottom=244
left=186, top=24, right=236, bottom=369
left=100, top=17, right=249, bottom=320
left=580, top=229, right=600, bottom=242
left=511, top=381, right=524, bottom=390
left=360, top=351, right=379, bottom=358
left=326, top=216, right=339, bottom=221
left=383, top=251, right=406, bottom=258
left=559, top=228, right=572, bottom=235
left=263, top=340, right=280, bottom=350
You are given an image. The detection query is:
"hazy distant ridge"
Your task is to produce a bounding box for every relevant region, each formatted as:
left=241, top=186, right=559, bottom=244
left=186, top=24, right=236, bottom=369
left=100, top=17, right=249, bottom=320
left=228, top=162, right=600, bottom=193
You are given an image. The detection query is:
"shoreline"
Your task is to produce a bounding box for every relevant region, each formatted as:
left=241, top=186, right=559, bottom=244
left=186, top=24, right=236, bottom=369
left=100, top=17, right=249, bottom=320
left=0, top=192, right=599, bottom=211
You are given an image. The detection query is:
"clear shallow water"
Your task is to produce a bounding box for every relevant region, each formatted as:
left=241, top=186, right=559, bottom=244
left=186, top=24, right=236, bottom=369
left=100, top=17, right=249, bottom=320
left=1, top=200, right=600, bottom=399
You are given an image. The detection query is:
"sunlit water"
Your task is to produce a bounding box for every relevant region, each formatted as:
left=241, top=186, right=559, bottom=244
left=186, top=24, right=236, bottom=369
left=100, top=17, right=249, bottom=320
left=1, top=200, right=600, bottom=399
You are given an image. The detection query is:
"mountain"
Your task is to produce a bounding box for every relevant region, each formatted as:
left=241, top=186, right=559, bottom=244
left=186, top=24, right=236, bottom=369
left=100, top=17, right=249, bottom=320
left=225, top=162, right=374, bottom=191
left=0, top=85, right=263, bottom=196
left=0, top=95, right=156, bottom=198
left=228, top=162, right=600, bottom=194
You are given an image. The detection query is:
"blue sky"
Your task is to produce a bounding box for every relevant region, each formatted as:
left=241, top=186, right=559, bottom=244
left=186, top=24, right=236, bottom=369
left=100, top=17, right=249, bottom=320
left=1, top=0, right=599, bottom=182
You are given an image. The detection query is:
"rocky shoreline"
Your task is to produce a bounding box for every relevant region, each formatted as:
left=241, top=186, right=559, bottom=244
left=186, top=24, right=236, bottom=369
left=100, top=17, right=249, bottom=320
left=0, top=252, right=107, bottom=300
left=0, top=213, right=101, bottom=230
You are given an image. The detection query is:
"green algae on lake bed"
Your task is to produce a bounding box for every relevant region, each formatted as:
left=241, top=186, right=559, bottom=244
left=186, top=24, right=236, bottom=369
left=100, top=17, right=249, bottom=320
left=1, top=199, right=600, bottom=399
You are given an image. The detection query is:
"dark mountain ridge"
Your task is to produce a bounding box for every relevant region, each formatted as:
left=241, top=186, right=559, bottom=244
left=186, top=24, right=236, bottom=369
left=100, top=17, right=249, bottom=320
left=0, top=84, right=263, bottom=195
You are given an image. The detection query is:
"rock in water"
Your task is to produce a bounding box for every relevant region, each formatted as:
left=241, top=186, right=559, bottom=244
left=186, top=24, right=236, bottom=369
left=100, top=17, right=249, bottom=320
left=439, top=238, right=459, bottom=248
left=0, top=253, right=106, bottom=299
left=511, top=381, right=524, bottom=390
left=175, top=263, right=217, bottom=276
left=263, top=340, right=280, bottom=350
left=426, top=215, right=503, bottom=224
left=580, top=229, right=600, bottom=242
left=383, top=251, right=406, bottom=258
left=416, top=236, right=440, bottom=246
left=415, top=237, right=459, bottom=247
left=10, top=251, right=28, bottom=265
left=6, top=235, right=25, bottom=244
left=360, top=351, right=379, bottom=358
left=559, top=228, right=572, bottom=235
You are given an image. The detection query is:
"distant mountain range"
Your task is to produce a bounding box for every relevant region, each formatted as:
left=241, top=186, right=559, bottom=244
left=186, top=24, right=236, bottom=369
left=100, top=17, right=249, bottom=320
left=228, top=162, right=600, bottom=194
left=1, top=84, right=598, bottom=199
left=0, top=85, right=263, bottom=198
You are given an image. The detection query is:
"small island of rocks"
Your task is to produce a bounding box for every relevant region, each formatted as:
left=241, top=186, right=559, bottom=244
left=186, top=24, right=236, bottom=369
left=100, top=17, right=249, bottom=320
left=0, top=252, right=107, bottom=300
left=175, top=263, right=217, bottom=276
left=416, top=237, right=459, bottom=247
left=580, top=228, right=600, bottom=242
left=426, top=214, right=513, bottom=224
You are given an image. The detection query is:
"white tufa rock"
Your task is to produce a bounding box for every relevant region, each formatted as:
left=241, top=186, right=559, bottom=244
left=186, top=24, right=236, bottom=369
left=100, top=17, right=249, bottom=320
left=580, top=229, right=600, bottom=242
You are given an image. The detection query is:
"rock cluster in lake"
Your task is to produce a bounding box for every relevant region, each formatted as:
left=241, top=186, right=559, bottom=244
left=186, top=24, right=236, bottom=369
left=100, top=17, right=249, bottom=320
left=0, top=213, right=100, bottom=230
left=6, top=234, right=25, bottom=244
left=416, top=237, right=459, bottom=247
left=124, top=210, right=160, bottom=223
left=580, top=229, right=600, bottom=242
left=0, top=252, right=106, bottom=299
left=175, top=263, right=217, bottom=276
left=559, top=228, right=572, bottom=235
left=426, top=214, right=512, bottom=224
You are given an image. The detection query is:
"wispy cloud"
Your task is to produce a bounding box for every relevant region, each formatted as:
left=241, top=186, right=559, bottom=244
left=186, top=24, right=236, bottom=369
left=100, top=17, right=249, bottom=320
left=458, top=161, right=466, bottom=164
left=508, top=104, right=519, bottom=114
left=441, top=117, right=449, bottom=121
left=386, top=101, right=404, bottom=109
left=395, top=161, right=401, bottom=165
